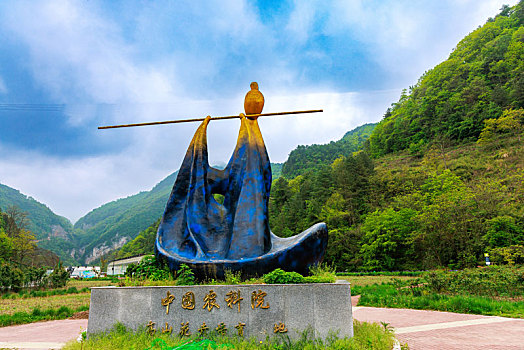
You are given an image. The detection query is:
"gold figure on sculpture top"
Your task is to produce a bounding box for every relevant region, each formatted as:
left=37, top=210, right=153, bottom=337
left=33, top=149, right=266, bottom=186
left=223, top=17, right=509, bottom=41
left=244, top=82, right=265, bottom=117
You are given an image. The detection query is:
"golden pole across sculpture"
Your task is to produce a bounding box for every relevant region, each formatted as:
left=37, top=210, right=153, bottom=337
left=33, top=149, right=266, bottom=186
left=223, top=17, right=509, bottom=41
left=98, top=109, right=323, bottom=129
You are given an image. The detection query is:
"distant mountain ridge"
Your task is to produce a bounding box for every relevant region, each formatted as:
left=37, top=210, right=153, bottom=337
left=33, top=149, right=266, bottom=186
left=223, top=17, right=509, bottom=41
left=72, top=171, right=179, bottom=263
left=0, top=183, right=73, bottom=239
left=281, top=123, right=376, bottom=178
left=0, top=183, right=78, bottom=264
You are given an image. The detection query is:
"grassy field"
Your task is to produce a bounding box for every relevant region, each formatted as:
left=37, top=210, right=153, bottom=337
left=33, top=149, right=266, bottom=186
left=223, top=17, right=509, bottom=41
left=356, top=283, right=524, bottom=318
left=67, top=279, right=117, bottom=289
left=0, top=292, right=91, bottom=315
left=0, top=279, right=110, bottom=326
left=350, top=266, right=524, bottom=318
left=336, top=275, right=417, bottom=287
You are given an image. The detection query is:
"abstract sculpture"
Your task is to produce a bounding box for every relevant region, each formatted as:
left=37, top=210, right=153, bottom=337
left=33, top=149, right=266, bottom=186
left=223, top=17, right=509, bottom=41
left=99, top=83, right=328, bottom=279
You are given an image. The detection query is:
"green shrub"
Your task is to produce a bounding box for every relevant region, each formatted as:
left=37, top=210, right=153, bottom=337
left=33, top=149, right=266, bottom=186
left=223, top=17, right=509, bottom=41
left=308, top=264, right=337, bottom=283
left=423, top=266, right=524, bottom=298
left=124, top=263, right=137, bottom=278
left=304, top=275, right=335, bottom=283
left=24, top=266, right=48, bottom=289
left=489, top=245, right=524, bottom=265
left=224, top=269, right=242, bottom=285
left=125, top=256, right=172, bottom=281
left=263, top=269, right=305, bottom=284
left=175, top=264, right=195, bottom=286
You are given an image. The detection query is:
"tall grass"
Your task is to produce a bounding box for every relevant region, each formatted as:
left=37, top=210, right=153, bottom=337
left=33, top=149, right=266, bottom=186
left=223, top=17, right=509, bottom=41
left=63, top=321, right=396, bottom=350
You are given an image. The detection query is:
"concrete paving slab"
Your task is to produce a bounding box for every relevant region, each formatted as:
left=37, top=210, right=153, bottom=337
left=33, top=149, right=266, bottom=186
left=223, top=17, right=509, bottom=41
left=0, top=319, right=87, bottom=350
left=353, top=306, right=488, bottom=328
left=353, top=307, right=524, bottom=350
left=395, top=319, right=524, bottom=350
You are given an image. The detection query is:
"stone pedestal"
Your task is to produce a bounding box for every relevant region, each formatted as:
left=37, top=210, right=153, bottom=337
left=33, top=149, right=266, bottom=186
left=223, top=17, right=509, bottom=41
left=88, top=282, right=353, bottom=340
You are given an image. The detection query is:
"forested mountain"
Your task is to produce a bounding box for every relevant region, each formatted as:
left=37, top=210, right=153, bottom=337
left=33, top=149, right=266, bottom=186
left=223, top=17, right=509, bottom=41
left=70, top=171, right=178, bottom=263
left=282, top=123, right=375, bottom=178
left=269, top=2, right=524, bottom=271
left=0, top=183, right=77, bottom=264
left=0, top=184, right=73, bottom=240
left=113, top=219, right=160, bottom=260
left=0, top=206, right=61, bottom=268
left=370, top=3, right=524, bottom=156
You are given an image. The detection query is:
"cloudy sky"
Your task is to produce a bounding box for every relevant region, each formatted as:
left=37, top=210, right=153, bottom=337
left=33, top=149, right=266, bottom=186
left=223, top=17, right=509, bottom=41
left=0, top=0, right=516, bottom=222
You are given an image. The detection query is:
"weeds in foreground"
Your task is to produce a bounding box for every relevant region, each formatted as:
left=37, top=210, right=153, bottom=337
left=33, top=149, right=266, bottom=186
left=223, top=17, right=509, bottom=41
left=65, top=320, right=396, bottom=350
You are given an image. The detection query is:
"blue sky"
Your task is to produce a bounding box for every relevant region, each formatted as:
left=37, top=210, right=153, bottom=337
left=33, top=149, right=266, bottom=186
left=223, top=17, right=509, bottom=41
left=0, top=0, right=517, bottom=222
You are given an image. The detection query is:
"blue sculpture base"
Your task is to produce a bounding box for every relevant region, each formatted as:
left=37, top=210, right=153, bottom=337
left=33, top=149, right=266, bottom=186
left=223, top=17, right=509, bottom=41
left=156, top=223, right=328, bottom=280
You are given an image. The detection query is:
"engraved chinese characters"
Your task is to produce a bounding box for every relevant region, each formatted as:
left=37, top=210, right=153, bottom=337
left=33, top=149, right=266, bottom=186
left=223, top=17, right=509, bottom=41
left=161, top=291, right=175, bottom=314
left=202, top=290, right=220, bottom=311
left=225, top=290, right=243, bottom=312
left=251, top=289, right=270, bottom=309
left=148, top=288, right=290, bottom=338
left=161, top=288, right=268, bottom=313
left=87, top=284, right=354, bottom=340
left=182, top=291, right=195, bottom=310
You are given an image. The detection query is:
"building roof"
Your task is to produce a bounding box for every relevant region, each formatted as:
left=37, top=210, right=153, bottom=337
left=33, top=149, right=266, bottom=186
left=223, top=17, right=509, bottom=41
left=109, top=254, right=151, bottom=266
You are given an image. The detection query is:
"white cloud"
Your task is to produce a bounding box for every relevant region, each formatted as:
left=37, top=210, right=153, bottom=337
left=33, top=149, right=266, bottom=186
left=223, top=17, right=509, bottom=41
left=2, top=0, right=176, bottom=109
left=322, top=0, right=519, bottom=86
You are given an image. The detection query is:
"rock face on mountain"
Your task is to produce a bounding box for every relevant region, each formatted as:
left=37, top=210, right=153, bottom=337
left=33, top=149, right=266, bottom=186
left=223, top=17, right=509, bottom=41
left=71, top=171, right=179, bottom=264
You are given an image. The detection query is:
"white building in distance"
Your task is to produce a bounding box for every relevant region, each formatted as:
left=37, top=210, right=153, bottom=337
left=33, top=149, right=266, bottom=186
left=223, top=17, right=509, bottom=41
left=107, top=255, right=151, bottom=276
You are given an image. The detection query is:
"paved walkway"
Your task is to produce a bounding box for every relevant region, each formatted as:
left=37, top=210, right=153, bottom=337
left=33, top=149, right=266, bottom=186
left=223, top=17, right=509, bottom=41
left=0, top=308, right=523, bottom=349
left=353, top=306, right=524, bottom=349
left=0, top=319, right=87, bottom=350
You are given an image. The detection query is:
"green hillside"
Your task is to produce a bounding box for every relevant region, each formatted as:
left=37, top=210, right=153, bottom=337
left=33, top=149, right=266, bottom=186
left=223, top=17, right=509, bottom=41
left=72, top=171, right=178, bottom=263
left=0, top=184, right=73, bottom=240
left=0, top=183, right=78, bottom=264
left=269, top=3, right=524, bottom=271
left=282, top=123, right=375, bottom=178
left=0, top=207, right=61, bottom=267
left=370, top=3, right=524, bottom=156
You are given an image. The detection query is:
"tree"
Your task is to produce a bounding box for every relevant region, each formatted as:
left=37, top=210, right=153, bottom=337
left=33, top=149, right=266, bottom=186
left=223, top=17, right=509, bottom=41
left=0, top=206, right=36, bottom=264
left=484, top=216, right=524, bottom=248
left=413, top=171, right=483, bottom=268
left=478, top=108, right=524, bottom=143
left=360, top=208, right=417, bottom=271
